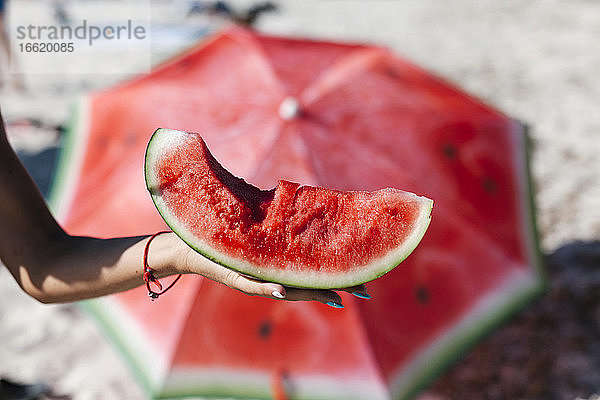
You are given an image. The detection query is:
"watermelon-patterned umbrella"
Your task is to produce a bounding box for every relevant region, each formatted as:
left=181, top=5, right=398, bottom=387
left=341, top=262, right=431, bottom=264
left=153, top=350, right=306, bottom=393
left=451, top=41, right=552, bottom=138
left=50, top=28, right=544, bottom=399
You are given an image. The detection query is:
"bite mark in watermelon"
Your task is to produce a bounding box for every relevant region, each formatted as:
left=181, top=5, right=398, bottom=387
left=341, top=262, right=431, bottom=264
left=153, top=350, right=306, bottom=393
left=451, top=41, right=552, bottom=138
left=145, top=128, right=433, bottom=288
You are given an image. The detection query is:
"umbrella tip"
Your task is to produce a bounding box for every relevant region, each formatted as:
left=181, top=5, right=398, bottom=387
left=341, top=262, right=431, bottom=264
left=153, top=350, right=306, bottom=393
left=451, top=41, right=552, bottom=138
left=278, top=96, right=300, bottom=120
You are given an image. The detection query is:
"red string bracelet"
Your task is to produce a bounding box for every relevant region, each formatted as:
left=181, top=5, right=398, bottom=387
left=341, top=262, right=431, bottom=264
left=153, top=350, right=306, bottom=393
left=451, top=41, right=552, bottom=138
left=143, top=230, right=182, bottom=300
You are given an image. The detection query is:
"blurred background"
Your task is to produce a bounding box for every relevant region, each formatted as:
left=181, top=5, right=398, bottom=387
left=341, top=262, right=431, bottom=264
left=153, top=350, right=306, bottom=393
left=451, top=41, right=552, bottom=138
left=1, top=1, right=599, bottom=399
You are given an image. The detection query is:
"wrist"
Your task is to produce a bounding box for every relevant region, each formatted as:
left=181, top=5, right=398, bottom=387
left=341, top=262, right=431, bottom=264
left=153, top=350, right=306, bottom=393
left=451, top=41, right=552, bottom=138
left=142, top=231, right=185, bottom=300
left=145, top=231, right=186, bottom=277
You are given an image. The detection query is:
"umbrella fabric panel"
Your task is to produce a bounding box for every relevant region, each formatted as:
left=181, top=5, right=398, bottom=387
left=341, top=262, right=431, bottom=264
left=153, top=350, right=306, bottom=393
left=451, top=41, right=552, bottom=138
left=61, top=36, right=284, bottom=236
left=250, top=32, right=369, bottom=98
left=160, top=279, right=390, bottom=399
left=355, top=201, right=529, bottom=383
left=58, top=95, right=165, bottom=237
left=293, top=52, right=528, bottom=261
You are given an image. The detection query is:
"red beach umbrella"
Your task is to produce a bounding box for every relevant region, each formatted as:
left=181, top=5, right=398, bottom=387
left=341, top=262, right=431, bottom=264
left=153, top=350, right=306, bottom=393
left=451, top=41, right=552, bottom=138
left=50, top=28, right=544, bottom=399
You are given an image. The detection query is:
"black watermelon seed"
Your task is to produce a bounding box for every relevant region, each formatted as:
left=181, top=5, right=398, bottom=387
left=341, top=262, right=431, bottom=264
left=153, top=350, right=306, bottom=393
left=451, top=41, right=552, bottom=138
left=257, top=320, right=273, bottom=339
left=482, top=177, right=498, bottom=194
left=442, top=144, right=457, bottom=159
left=416, top=285, right=430, bottom=304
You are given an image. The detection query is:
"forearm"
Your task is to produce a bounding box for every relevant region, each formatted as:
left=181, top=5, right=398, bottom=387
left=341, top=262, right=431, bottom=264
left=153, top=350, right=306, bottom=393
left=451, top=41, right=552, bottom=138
left=0, top=114, right=186, bottom=302
left=12, top=232, right=187, bottom=303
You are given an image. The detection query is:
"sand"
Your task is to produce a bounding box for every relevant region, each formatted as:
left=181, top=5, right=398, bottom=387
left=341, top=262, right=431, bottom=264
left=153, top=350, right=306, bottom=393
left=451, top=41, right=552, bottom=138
left=1, top=1, right=599, bottom=399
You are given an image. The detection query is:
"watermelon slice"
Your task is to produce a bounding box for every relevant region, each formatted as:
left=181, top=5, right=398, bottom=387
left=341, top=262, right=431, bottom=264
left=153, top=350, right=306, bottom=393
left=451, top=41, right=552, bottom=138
left=145, top=128, right=433, bottom=288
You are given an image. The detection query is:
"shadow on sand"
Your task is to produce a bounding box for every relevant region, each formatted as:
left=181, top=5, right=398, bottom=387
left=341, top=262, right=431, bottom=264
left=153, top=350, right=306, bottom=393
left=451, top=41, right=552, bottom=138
left=425, top=241, right=600, bottom=399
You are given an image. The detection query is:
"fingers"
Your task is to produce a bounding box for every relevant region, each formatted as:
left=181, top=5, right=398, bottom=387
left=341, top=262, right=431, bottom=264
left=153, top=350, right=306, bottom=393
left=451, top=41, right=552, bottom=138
left=283, top=287, right=344, bottom=307
left=339, top=284, right=372, bottom=299
left=221, top=269, right=288, bottom=300
left=194, top=253, right=371, bottom=308
left=218, top=269, right=354, bottom=308
left=221, top=270, right=372, bottom=309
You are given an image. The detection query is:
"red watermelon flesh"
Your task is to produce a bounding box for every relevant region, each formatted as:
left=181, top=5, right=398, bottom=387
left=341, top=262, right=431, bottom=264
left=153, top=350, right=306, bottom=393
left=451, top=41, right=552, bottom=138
left=145, top=128, right=433, bottom=288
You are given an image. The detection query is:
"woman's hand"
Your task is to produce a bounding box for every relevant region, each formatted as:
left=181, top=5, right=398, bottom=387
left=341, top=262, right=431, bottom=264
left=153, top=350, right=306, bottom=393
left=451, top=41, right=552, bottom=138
left=166, top=232, right=370, bottom=308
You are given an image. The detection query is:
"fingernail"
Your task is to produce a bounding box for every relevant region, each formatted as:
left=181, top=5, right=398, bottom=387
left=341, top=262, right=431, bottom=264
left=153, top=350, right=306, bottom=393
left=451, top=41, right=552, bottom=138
left=352, top=292, right=372, bottom=299
left=326, top=301, right=344, bottom=309
left=271, top=290, right=285, bottom=299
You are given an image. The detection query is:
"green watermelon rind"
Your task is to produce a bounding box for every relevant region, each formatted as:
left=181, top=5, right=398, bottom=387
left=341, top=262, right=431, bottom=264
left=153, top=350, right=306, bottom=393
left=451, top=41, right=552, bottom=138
left=161, top=368, right=381, bottom=400
left=144, top=128, right=434, bottom=289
